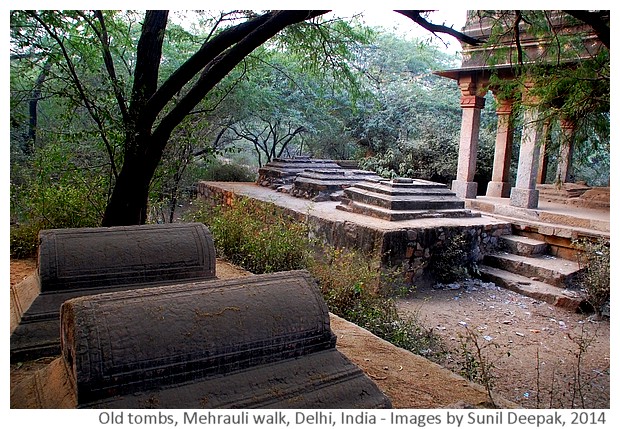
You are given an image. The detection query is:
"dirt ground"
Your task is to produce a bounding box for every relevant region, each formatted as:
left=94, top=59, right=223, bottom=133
left=398, top=279, right=610, bottom=409
left=10, top=259, right=609, bottom=409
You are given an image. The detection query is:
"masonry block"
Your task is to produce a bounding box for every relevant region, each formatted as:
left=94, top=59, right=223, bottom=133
left=58, top=270, right=391, bottom=409
left=10, top=223, right=216, bottom=362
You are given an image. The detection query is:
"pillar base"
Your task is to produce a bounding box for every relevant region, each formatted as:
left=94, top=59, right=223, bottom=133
left=451, top=180, right=478, bottom=199
left=509, top=187, right=539, bottom=209
left=486, top=181, right=511, bottom=198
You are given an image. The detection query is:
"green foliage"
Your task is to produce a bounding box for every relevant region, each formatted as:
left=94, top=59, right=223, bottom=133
left=10, top=223, right=43, bottom=259
left=200, top=160, right=256, bottom=182
left=307, top=245, right=443, bottom=359
left=10, top=142, right=108, bottom=257
left=573, top=237, right=610, bottom=318
left=184, top=197, right=309, bottom=274
left=428, top=232, right=478, bottom=283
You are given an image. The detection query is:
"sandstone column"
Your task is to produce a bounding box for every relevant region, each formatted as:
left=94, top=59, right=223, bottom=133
left=536, top=119, right=552, bottom=184
left=555, top=117, right=576, bottom=184
left=510, top=84, right=543, bottom=208
left=486, top=97, right=514, bottom=197
left=452, top=75, right=487, bottom=199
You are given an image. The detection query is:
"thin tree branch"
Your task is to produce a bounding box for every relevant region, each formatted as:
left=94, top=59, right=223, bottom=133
left=76, top=10, right=130, bottom=125
left=564, top=10, right=610, bottom=49
left=26, top=11, right=119, bottom=179
left=395, top=10, right=483, bottom=46
left=151, top=11, right=328, bottom=152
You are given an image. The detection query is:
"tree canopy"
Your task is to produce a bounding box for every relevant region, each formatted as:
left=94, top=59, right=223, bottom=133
left=9, top=9, right=610, bottom=237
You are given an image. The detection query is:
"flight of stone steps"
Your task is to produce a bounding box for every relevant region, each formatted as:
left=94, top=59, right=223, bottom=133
left=478, top=234, right=586, bottom=311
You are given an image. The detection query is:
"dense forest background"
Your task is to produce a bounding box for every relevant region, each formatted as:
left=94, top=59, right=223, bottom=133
left=9, top=10, right=610, bottom=248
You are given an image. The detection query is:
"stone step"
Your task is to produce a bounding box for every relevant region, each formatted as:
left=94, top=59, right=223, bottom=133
left=344, top=187, right=465, bottom=211
left=336, top=200, right=478, bottom=221
left=354, top=180, right=450, bottom=196
left=482, top=252, right=582, bottom=288
left=465, top=199, right=610, bottom=235
left=478, top=265, right=585, bottom=311
left=499, top=234, right=548, bottom=256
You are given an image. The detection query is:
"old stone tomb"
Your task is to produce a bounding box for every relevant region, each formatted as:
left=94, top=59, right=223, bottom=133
left=257, top=156, right=342, bottom=188
left=290, top=168, right=381, bottom=201
left=337, top=177, right=480, bottom=221
left=10, top=222, right=216, bottom=362
left=12, top=270, right=392, bottom=409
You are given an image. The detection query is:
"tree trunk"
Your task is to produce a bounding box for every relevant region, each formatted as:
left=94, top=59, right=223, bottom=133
left=102, top=10, right=328, bottom=226
left=101, top=156, right=152, bottom=226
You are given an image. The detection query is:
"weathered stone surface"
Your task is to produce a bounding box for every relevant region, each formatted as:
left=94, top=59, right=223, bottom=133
left=10, top=223, right=217, bottom=362
left=482, top=252, right=581, bottom=288
left=257, top=157, right=342, bottom=188
left=58, top=270, right=391, bottom=408
left=39, top=223, right=215, bottom=291
left=338, top=178, right=478, bottom=220
left=499, top=234, right=548, bottom=257
left=290, top=168, right=380, bottom=200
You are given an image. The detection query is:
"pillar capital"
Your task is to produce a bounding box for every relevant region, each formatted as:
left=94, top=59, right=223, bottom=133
left=521, top=80, right=540, bottom=106
left=495, top=98, right=515, bottom=116
left=560, top=117, right=576, bottom=131
left=460, top=95, right=486, bottom=109
left=457, top=74, right=488, bottom=97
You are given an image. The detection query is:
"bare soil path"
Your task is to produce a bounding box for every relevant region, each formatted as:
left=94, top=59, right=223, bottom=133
left=398, top=279, right=610, bottom=409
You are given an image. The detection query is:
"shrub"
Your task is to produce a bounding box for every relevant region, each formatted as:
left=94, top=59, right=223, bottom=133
left=428, top=232, right=477, bottom=283
left=202, top=161, right=256, bottom=182
left=185, top=197, right=309, bottom=274
left=10, top=222, right=42, bottom=259
left=306, top=245, right=444, bottom=360
left=573, top=237, right=610, bottom=318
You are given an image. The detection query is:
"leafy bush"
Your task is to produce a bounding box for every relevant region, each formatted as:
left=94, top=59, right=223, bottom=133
left=573, top=237, right=610, bottom=318
left=10, top=222, right=42, bottom=259
left=10, top=144, right=108, bottom=258
left=201, top=161, right=256, bottom=182
left=185, top=197, right=308, bottom=274
left=428, top=232, right=478, bottom=283
left=306, top=245, right=444, bottom=360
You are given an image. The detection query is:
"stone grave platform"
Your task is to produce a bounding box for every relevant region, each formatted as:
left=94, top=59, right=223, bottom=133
left=289, top=168, right=381, bottom=201
left=11, top=270, right=391, bottom=409
left=10, top=223, right=216, bottom=363
left=337, top=178, right=480, bottom=221
left=257, top=157, right=342, bottom=188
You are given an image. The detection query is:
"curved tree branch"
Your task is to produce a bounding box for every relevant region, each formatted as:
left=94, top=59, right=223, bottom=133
left=26, top=10, right=120, bottom=178
left=395, top=10, right=483, bottom=46
left=151, top=11, right=328, bottom=153
left=563, top=10, right=610, bottom=49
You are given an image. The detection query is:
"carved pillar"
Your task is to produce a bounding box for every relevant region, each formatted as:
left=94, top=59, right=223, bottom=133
left=536, top=119, right=552, bottom=184
left=486, top=97, right=514, bottom=198
left=510, top=83, right=542, bottom=209
left=555, top=117, right=576, bottom=184
left=452, top=75, right=487, bottom=199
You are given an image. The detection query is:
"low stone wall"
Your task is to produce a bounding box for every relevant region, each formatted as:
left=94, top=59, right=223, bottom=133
left=197, top=182, right=511, bottom=284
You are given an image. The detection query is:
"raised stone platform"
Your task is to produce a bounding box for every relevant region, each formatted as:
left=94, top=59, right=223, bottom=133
left=337, top=178, right=479, bottom=221
left=257, top=157, right=342, bottom=188
left=289, top=168, right=380, bottom=201
left=196, top=182, right=512, bottom=286
left=12, top=270, right=391, bottom=409
left=10, top=223, right=216, bottom=362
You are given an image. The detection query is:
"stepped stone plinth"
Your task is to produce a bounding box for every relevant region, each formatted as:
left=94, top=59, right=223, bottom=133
left=10, top=223, right=216, bottom=362
left=12, top=270, right=392, bottom=409
left=337, top=178, right=480, bottom=221
left=290, top=168, right=381, bottom=201
left=257, top=157, right=342, bottom=188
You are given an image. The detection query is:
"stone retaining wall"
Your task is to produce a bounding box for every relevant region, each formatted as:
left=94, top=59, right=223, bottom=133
left=197, top=182, right=511, bottom=284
